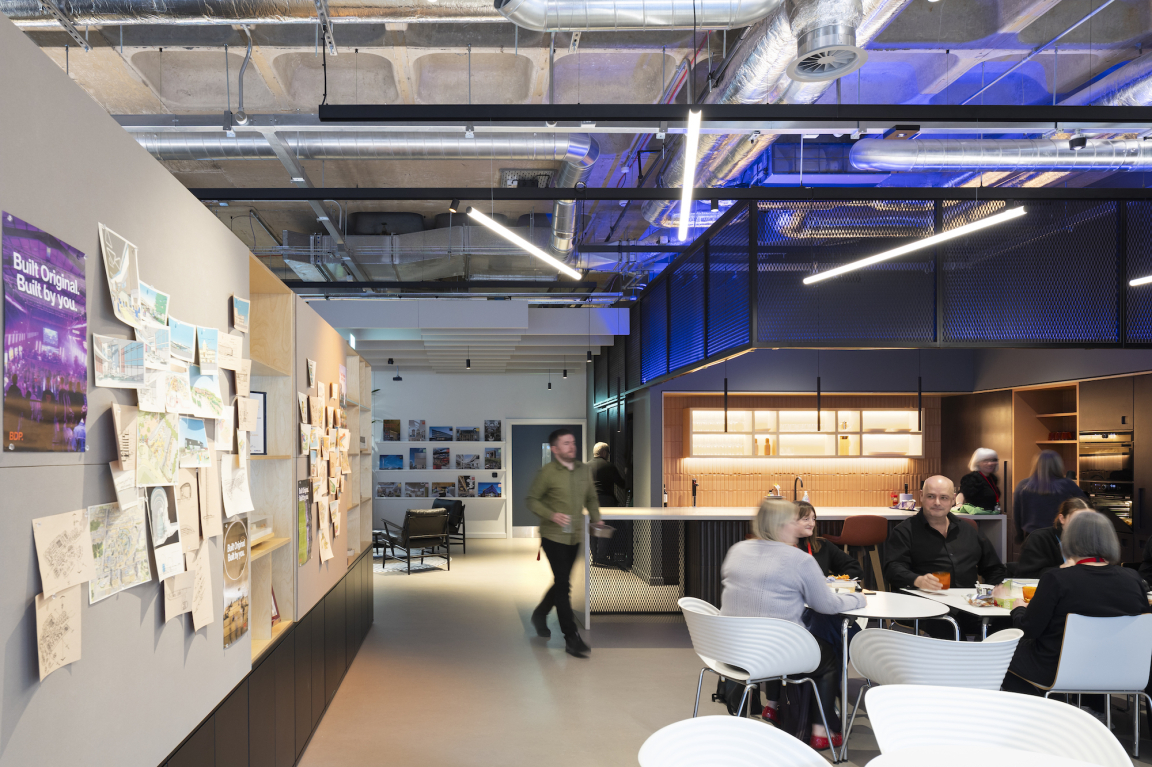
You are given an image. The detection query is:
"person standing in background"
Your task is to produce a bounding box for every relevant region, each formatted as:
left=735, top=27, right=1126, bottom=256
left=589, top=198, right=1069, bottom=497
left=1014, top=450, right=1087, bottom=542
left=954, top=448, right=1001, bottom=514
left=589, top=442, right=626, bottom=508
left=526, top=429, right=602, bottom=658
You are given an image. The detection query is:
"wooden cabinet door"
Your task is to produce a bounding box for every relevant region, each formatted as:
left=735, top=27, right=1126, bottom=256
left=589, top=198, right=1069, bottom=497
left=1079, top=377, right=1133, bottom=432
left=1133, top=375, right=1152, bottom=536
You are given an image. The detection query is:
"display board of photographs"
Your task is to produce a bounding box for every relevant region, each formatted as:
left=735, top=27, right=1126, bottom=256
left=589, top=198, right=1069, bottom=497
left=374, top=419, right=503, bottom=498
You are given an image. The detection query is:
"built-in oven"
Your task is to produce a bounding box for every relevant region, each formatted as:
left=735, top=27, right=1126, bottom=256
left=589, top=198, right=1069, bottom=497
left=1079, top=431, right=1134, bottom=529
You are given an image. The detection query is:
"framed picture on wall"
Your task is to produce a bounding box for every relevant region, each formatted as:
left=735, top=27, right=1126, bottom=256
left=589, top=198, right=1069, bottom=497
left=249, top=390, right=267, bottom=456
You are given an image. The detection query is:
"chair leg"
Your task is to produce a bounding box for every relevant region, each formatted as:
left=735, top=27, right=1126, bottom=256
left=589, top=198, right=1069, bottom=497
left=844, top=680, right=871, bottom=746
left=693, top=668, right=709, bottom=717
left=867, top=546, right=885, bottom=592
left=737, top=684, right=753, bottom=719
left=800, top=677, right=838, bottom=763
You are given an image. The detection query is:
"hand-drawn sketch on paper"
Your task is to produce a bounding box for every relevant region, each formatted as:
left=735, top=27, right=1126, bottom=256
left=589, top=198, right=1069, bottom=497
left=236, top=430, right=248, bottom=468
left=99, top=223, right=140, bottom=329
left=189, top=365, right=224, bottom=420
left=136, top=410, right=179, bottom=486
left=136, top=325, right=171, bottom=371
left=32, top=508, right=95, bottom=597
left=176, top=468, right=201, bottom=553
left=111, top=403, right=137, bottom=471
left=235, top=358, right=251, bottom=398
left=93, top=335, right=145, bottom=389
left=199, top=450, right=223, bottom=539
left=307, top=359, right=316, bottom=389
left=222, top=517, right=250, bottom=648
left=196, top=327, right=219, bottom=373
left=165, top=368, right=194, bottom=415
left=109, top=461, right=142, bottom=512
left=297, top=392, right=308, bottom=423
left=178, top=416, right=209, bottom=468
left=216, top=332, right=242, bottom=371
left=88, top=500, right=152, bottom=604
left=215, top=410, right=235, bottom=452
left=167, top=317, right=195, bottom=363
left=188, top=546, right=214, bottom=631
left=36, top=584, right=81, bottom=681
left=163, top=570, right=193, bottom=622
left=236, top=396, right=258, bottom=432
left=330, top=498, right=341, bottom=538
left=137, top=369, right=165, bottom=413
left=300, top=424, right=310, bottom=455
left=316, top=505, right=334, bottom=562
left=232, top=295, right=250, bottom=334
left=147, top=485, right=185, bottom=580
left=220, top=452, right=255, bottom=517
left=138, top=281, right=170, bottom=328
left=309, top=396, right=323, bottom=427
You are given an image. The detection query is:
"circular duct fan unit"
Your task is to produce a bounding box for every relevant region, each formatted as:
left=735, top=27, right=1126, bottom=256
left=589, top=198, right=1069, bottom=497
left=786, top=24, right=867, bottom=82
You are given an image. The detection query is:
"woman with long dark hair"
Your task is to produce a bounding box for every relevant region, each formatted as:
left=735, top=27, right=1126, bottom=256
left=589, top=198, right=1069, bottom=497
left=795, top=501, right=863, bottom=579
left=1013, top=450, right=1087, bottom=542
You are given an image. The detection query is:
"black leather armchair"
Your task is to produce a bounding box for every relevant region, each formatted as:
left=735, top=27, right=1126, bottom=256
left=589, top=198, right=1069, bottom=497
left=375, top=509, right=450, bottom=574
left=433, top=499, right=466, bottom=554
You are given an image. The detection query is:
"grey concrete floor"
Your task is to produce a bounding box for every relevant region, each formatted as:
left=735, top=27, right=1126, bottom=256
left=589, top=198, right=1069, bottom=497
left=298, top=539, right=1152, bottom=767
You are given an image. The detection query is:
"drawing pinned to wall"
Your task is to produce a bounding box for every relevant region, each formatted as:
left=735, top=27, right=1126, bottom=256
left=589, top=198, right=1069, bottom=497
left=232, top=295, right=250, bottom=333
left=484, top=447, right=502, bottom=470
left=138, top=281, right=170, bottom=328
left=456, top=427, right=480, bottom=442
left=136, top=325, right=171, bottom=370
left=164, top=368, right=193, bottom=416
left=457, top=475, right=477, bottom=498
left=35, top=584, right=81, bottom=682
left=409, top=447, right=427, bottom=470
left=429, top=425, right=453, bottom=442
left=220, top=452, right=255, bottom=516
left=456, top=453, right=480, bottom=470
left=138, top=369, right=165, bottom=413
left=408, top=420, right=427, bottom=441
left=3, top=213, right=88, bottom=453
left=404, top=482, right=429, bottom=498
left=298, top=392, right=308, bottom=423
left=163, top=570, right=193, bottom=622
left=200, top=447, right=223, bottom=539
left=222, top=517, right=250, bottom=648
left=189, top=365, right=223, bottom=420
left=215, top=332, right=242, bottom=370
left=175, top=468, right=201, bottom=554
left=299, top=424, right=310, bottom=455
left=378, top=454, right=403, bottom=471
left=178, top=417, right=209, bottom=468
left=235, top=358, right=251, bottom=398
left=196, top=327, right=219, bottom=374
left=484, top=420, right=502, bottom=442
left=249, top=391, right=266, bottom=455
left=98, top=222, right=140, bottom=328
left=147, top=485, right=185, bottom=581
left=307, top=359, right=316, bottom=389
left=32, top=508, right=96, bottom=598
left=478, top=482, right=502, bottom=497
left=298, top=479, right=313, bottom=565
left=111, top=403, right=137, bottom=471
left=432, top=446, right=449, bottom=469
left=215, top=409, right=234, bottom=452
left=431, top=482, right=456, bottom=498
left=136, top=410, right=179, bottom=486
left=88, top=498, right=152, bottom=604
left=339, top=364, right=347, bottom=408
left=93, top=335, right=145, bottom=389
left=376, top=482, right=401, bottom=498
left=109, top=461, right=142, bottom=513
left=380, top=419, right=401, bottom=441
left=167, top=318, right=195, bottom=363
left=188, top=545, right=214, bottom=631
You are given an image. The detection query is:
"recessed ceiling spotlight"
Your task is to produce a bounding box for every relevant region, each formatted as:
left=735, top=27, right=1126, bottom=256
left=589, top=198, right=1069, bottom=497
left=1069, top=132, right=1088, bottom=151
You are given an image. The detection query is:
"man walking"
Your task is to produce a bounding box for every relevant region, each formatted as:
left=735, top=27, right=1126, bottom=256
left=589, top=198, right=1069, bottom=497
left=527, top=428, right=600, bottom=658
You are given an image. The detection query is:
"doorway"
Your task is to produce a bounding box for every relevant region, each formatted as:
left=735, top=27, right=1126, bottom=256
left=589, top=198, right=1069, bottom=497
left=508, top=421, right=586, bottom=537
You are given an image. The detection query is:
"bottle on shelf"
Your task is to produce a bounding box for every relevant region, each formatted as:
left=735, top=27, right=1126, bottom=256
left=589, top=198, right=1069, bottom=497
left=801, top=490, right=810, bottom=503
left=662, top=483, right=668, bottom=508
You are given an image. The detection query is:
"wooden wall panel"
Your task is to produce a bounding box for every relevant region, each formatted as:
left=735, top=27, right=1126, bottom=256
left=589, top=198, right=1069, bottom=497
left=664, top=394, right=941, bottom=508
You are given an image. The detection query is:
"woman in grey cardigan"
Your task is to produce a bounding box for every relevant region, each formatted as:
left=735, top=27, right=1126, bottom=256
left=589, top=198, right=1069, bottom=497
left=721, top=498, right=866, bottom=751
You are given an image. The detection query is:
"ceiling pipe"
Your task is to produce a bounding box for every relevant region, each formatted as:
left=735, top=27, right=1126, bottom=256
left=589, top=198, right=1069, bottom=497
left=1061, top=50, right=1152, bottom=107
left=549, top=135, right=599, bottom=260
left=494, top=0, right=782, bottom=30
left=2, top=0, right=500, bottom=26
left=850, top=138, right=1152, bottom=172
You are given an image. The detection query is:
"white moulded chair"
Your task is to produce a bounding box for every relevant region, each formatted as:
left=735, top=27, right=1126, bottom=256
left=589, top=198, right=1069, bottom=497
left=638, top=716, right=828, bottom=767
left=842, top=627, right=1022, bottom=750
left=1023, top=613, right=1152, bottom=756
left=865, top=684, right=1133, bottom=767
left=677, top=597, right=836, bottom=742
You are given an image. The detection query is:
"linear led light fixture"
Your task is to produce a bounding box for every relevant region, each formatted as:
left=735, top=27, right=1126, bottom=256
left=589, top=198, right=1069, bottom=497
left=802, top=206, right=1027, bottom=285
left=678, top=109, right=703, bottom=242
left=1131, top=274, right=1152, bottom=287
left=467, top=207, right=582, bottom=280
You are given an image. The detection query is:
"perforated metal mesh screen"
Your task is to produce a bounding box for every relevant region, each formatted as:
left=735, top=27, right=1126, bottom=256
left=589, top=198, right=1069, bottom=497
left=670, top=251, right=706, bottom=371
left=641, top=283, right=669, bottom=383
left=941, top=200, right=1119, bottom=343
left=755, top=201, right=936, bottom=343
left=1126, top=202, right=1152, bottom=344
left=708, top=208, right=751, bottom=355
left=590, top=521, right=685, bottom=613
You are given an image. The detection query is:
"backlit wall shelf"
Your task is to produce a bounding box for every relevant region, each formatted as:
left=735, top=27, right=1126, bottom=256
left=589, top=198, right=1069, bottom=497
left=686, top=408, right=924, bottom=458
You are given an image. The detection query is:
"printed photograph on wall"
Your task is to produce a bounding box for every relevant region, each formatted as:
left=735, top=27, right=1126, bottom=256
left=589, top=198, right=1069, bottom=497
left=404, top=482, right=429, bottom=498
left=431, top=482, right=456, bottom=498
left=408, top=447, right=427, bottom=470
left=167, top=318, right=196, bottom=363
left=484, top=420, right=502, bottom=442
left=432, top=446, right=450, bottom=469
left=138, top=281, right=170, bottom=328
left=484, top=447, right=502, bottom=470
left=376, top=482, right=401, bottom=498
left=456, top=453, right=480, bottom=470
left=93, top=335, right=145, bottom=389
left=297, top=479, right=312, bottom=565
left=178, top=416, right=209, bottom=468
left=456, top=426, right=479, bottom=442
left=429, top=425, right=453, bottom=442
left=222, top=517, right=250, bottom=648
left=232, top=295, right=250, bottom=334
left=478, top=482, right=502, bottom=498
left=457, top=475, right=477, bottom=498
left=3, top=212, right=88, bottom=453
left=378, top=454, right=403, bottom=471
left=408, top=419, right=427, bottom=441
left=380, top=419, right=401, bottom=441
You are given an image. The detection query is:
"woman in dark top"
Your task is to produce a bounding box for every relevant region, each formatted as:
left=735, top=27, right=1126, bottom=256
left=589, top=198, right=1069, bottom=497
left=1015, top=497, right=1091, bottom=578
left=1001, top=512, right=1150, bottom=712
left=1013, top=450, right=1088, bottom=541
left=796, top=501, right=863, bottom=579
left=955, top=448, right=1001, bottom=512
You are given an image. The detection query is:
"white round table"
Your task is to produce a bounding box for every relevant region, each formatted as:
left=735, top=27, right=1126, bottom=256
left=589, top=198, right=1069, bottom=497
left=868, top=745, right=1100, bottom=767
left=836, top=593, right=957, bottom=763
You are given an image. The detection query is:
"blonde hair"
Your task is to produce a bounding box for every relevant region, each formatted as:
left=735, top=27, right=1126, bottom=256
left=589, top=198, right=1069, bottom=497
left=968, top=447, right=999, bottom=472
left=753, top=498, right=801, bottom=542
left=593, top=442, right=610, bottom=458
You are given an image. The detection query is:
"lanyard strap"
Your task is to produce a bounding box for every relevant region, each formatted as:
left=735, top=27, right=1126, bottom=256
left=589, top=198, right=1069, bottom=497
left=1075, top=557, right=1104, bottom=565
left=981, top=472, right=1000, bottom=502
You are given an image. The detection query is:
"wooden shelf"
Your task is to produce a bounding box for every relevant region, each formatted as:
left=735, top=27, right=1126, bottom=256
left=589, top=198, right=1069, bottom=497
left=361, top=449, right=372, bottom=455
left=250, top=536, right=290, bottom=562
left=361, top=496, right=372, bottom=505
left=1037, top=440, right=1077, bottom=444
left=251, top=455, right=291, bottom=461
left=1036, top=412, right=1077, bottom=418
left=251, top=619, right=293, bottom=662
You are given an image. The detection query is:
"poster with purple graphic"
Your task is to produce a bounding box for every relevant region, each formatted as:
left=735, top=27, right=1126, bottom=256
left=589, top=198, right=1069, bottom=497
left=3, top=212, right=87, bottom=452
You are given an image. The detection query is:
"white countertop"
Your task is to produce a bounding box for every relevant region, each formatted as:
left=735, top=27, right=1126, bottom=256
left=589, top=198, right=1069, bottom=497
left=597, top=506, right=1006, bottom=522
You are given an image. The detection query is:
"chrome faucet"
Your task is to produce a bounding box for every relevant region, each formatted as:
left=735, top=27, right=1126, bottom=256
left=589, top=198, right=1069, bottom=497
left=692, top=478, right=699, bottom=507
left=794, top=476, right=804, bottom=501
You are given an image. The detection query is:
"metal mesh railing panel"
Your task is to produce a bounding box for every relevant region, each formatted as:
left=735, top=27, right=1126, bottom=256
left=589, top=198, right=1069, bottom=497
left=590, top=520, right=685, bottom=613
left=708, top=208, right=751, bottom=355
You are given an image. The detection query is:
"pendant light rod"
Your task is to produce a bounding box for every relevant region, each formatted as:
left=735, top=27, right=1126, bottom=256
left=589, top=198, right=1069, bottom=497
left=917, top=375, right=923, bottom=432
left=816, top=376, right=822, bottom=431
left=724, top=376, right=728, bottom=434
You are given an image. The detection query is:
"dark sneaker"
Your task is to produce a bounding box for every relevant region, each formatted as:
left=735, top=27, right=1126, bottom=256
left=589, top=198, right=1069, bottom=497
left=531, top=612, right=551, bottom=638
left=565, top=634, right=590, bottom=658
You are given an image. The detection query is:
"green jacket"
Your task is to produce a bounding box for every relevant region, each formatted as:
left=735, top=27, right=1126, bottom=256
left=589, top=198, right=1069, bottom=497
left=526, top=459, right=601, bottom=545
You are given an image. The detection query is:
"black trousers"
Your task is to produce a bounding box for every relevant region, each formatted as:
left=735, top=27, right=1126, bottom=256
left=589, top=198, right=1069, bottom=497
left=763, top=637, right=841, bottom=732
left=536, top=537, right=580, bottom=638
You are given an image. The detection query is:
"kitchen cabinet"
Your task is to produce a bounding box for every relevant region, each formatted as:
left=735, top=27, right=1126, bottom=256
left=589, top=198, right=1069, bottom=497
left=1132, top=375, right=1152, bottom=536
left=1079, top=377, right=1133, bottom=431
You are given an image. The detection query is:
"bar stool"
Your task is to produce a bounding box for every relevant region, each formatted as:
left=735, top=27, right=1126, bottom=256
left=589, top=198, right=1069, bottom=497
left=824, top=515, right=888, bottom=591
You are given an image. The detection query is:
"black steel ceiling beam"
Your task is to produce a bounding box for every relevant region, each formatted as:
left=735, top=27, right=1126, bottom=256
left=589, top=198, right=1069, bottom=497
left=318, top=103, right=1152, bottom=124
left=195, top=186, right=1152, bottom=202
left=286, top=280, right=597, bottom=290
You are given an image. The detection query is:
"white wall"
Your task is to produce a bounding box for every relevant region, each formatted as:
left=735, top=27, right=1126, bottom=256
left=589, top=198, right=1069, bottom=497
left=371, top=371, right=586, bottom=536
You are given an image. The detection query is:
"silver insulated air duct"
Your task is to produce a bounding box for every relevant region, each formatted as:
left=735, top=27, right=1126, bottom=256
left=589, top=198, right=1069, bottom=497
left=1061, top=50, right=1152, bottom=107
left=784, top=0, right=866, bottom=82
left=548, top=135, right=599, bottom=260
left=850, top=138, right=1152, bottom=172
left=493, top=0, right=783, bottom=30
